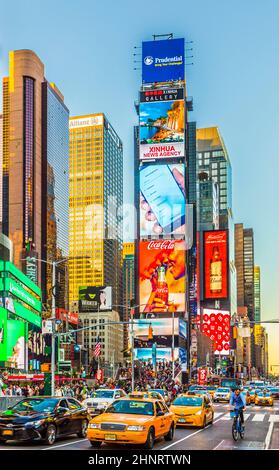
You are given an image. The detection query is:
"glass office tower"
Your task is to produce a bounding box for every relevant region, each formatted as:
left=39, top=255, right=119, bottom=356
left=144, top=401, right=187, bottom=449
left=42, top=82, right=69, bottom=309
left=254, top=266, right=261, bottom=323
left=69, top=114, right=123, bottom=308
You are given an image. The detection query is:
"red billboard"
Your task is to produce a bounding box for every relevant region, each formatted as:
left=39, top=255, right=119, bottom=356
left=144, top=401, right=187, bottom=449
left=204, top=230, right=228, bottom=299
left=199, top=309, right=231, bottom=356
left=198, top=367, right=207, bottom=385
left=139, top=240, right=186, bottom=313
left=56, top=308, right=78, bottom=326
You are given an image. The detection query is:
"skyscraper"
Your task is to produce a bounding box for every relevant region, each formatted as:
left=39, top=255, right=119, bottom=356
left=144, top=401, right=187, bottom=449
left=122, top=242, right=135, bottom=350
left=2, top=50, right=45, bottom=282
left=254, top=265, right=261, bottom=323
left=0, top=114, right=2, bottom=231
left=2, top=50, right=69, bottom=310
left=69, top=114, right=123, bottom=308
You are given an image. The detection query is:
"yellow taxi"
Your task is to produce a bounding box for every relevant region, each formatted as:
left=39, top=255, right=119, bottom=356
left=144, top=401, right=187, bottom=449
left=170, top=394, right=214, bottom=428
left=206, top=386, right=217, bottom=398
left=241, top=390, right=251, bottom=405
left=87, top=397, right=175, bottom=449
left=128, top=391, right=165, bottom=402
left=254, top=391, right=273, bottom=406
left=248, top=390, right=257, bottom=404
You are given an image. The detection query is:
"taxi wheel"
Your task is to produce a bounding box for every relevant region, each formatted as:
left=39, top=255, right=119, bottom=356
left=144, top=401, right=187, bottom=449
left=202, top=417, right=206, bottom=428
left=44, top=425, right=56, bottom=446
left=164, top=423, right=174, bottom=441
left=90, top=440, right=102, bottom=447
left=144, top=428, right=155, bottom=449
left=77, top=420, right=88, bottom=438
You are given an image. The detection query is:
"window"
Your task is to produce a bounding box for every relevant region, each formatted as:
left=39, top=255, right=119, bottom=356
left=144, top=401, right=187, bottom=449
left=67, top=398, right=82, bottom=410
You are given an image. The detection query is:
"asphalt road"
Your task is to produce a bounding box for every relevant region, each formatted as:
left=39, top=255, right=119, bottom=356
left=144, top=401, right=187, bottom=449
left=1, top=402, right=279, bottom=451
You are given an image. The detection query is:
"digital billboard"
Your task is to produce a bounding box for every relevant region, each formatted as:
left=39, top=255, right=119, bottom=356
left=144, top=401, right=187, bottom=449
left=142, top=38, right=185, bottom=84
left=0, top=308, right=28, bottom=369
left=139, top=240, right=186, bottom=313
left=140, top=88, right=184, bottom=103
left=140, top=163, right=185, bottom=236
left=199, top=309, right=231, bottom=356
left=139, top=100, right=185, bottom=160
left=134, top=347, right=179, bottom=362
left=134, top=318, right=179, bottom=349
left=78, top=286, right=112, bottom=312
left=204, top=230, right=228, bottom=299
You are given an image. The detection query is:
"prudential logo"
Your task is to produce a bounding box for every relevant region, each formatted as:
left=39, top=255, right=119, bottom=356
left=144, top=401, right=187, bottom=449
left=144, top=56, right=153, bottom=66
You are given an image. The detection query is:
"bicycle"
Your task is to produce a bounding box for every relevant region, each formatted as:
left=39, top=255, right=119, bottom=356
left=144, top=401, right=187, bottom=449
left=230, top=408, right=245, bottom=441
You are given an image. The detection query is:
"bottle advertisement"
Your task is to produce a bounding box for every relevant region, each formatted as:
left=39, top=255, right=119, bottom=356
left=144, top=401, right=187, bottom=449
left=204, top=230, right=228, bottom=299
left=139, top=239, right=186, bottom=313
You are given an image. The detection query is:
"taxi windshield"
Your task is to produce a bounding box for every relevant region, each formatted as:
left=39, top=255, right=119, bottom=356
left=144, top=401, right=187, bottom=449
left=217, top=388, right=230, bottom=392
left=93, top=390, right=114, bottom=399
left=173, top=397, right=203, bottom=407
left=10, top=399, right=57, bottom=413
left=150, top=389, right=167, bottom=396
left=258, top=392, right=271, bottom=397
left=105, top=400, right=154, bottom=416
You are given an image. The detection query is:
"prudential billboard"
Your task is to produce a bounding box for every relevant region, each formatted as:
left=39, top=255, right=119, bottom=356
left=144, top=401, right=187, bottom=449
left=142, top=38, right=185, bottom=84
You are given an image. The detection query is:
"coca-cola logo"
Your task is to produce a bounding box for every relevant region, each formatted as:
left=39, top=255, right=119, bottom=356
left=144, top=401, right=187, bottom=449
left=206, top=232, right=226, bottom=242
left=147, top=240, right=176, bottom=250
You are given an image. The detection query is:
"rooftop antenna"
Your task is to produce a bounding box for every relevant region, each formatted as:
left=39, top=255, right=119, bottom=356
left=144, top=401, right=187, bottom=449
left=152, top=33, right=174, bottom=40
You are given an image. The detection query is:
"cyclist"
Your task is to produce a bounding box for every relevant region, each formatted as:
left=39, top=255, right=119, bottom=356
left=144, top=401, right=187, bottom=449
left=230, top=387, right=246, bottom=429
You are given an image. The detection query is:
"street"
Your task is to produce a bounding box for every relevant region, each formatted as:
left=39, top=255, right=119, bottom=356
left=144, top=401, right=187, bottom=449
left=1, top=402, right=278, bottom=451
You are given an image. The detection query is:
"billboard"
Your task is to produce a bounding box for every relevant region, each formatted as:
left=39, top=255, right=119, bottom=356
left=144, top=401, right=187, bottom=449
left=0, top=308, right=27, bottom=369
left=199, top=309, right=231, bottom=356
left=134, top=318, right=179, bottom=348
left=140, top=87, right=184, bottom=103
left=134, top=347, right=179, bottom=362
left=78, top=286, right=112, bottom=312
left=142, top=38, right=185, bottom=84
left=204, top=230, right=228, bottom=299
left=139, top=240, right=186, bottom=313
left=139, top=100, right=185, bottom=160
left=140, top=164, right=185, bottom=236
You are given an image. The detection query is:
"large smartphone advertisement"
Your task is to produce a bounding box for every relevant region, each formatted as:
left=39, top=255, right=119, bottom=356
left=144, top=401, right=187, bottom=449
left=134, top=347, right=179, bottom=362
left=142, top=38, right=185, bottom=84
left=198, top=309, right=231, bottom=356
left=139, top=100, right=185, bottom=160
left=204, top=230, right=228, bottom=299
left=140, top=164, right=185, bottom=236
left=139, top=240, right=186, bottom=313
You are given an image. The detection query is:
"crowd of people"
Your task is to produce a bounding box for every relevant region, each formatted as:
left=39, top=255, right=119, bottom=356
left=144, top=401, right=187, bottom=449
left=0, top=360, right=186, bottom=400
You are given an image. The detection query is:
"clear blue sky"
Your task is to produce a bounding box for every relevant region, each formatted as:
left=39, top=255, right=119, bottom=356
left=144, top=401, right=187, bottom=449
left=1, top=0, right=279, bottom=367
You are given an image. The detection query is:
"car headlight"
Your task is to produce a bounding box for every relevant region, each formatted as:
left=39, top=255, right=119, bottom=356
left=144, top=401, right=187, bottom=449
left=25, top=420, right=44, bottom=428
left=88, top=423, right=101, bottom=429
left=195, top=410, right=202, bottom=416
left=126, top=425, right=146, bottom=431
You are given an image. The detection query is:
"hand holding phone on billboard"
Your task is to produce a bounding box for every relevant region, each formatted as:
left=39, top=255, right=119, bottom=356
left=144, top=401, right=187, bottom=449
left=140, top=165, right=185, bottom=235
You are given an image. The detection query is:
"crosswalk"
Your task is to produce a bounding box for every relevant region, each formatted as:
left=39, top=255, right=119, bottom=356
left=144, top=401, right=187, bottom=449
left=217, top=412, right=279, bottom=422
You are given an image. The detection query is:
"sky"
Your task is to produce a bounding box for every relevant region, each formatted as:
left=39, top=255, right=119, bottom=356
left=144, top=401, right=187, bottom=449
left=1, top=0, right=279, bottom=372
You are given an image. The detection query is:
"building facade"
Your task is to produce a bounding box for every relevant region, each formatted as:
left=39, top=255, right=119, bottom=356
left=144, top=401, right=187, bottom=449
left=122, top=242, right=135, bottom=350
left=69, top=114, right=123, bottom=308
left=254, top=265, right=261, bottom=323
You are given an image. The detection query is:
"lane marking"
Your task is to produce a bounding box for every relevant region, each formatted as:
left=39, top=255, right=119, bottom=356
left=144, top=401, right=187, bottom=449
left=265, top=422, right=274, bottom=450
left=214, top=412, right=223, bottom=418
left=42, top=438, right=87, bottom=450
left=244, top=413, right=251, bottom=421
left=252, top=414, right=264, bottom=422
left=268, top=415, right=279, bottom=422
left=162, top=415, right=226, bottom=450
left=213, top=439, right=224, bottom=450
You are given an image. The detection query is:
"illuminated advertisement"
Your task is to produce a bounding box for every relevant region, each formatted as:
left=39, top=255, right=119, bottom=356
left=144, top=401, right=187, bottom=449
left=179, top=319, right=187, bottom=339
left=140, top=164, right=185, bottom=236
left=139, top=240, right=186, bottom=313
left=78, top=286, right=112, bottom=312
left=142, top=38, right=185, bottom=84
left=3, top=278, right=42, bottom=312
left=134, top=347, right=179, bottom=362
left=140, top=88, right=184, bottom=103
left=204, top=230, right=228, bottom=299
left=198, top=309, right=231, bottom=356
left=139, top=100, right=185, bottom=160
left=134, top=318, right=179, bottom=348
left=0, top=308, right=27, bottom=369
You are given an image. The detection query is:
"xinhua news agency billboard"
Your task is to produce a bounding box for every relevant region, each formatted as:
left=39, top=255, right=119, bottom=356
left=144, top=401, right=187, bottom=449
left=139, top=100, right=185, bottom=160
left=204, top=230, right=228, bottom=300
left=142, top=38, right=185, bottom=84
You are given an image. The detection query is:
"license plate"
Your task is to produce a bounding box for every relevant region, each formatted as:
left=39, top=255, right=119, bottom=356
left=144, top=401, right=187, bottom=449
left=2, top=430, right=13, bottom=436
left=178, top=418, right=186, bottom=423
left=89, top=408, right=95, bottom=412
left=105, top=434, right=116, bottom=440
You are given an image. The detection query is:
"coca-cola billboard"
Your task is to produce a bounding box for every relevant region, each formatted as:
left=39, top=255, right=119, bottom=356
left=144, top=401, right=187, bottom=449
left=198, top=367, right=207, bottom=385
left=198, top=309, right=231, bottom=356
left=139, top=240, right=186, bottom=313
left=204, top=230, right=228, bottom=300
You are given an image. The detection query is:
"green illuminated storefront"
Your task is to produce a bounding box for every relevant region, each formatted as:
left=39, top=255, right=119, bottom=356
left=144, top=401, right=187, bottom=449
left=0, top=261, right=42, bottom=371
